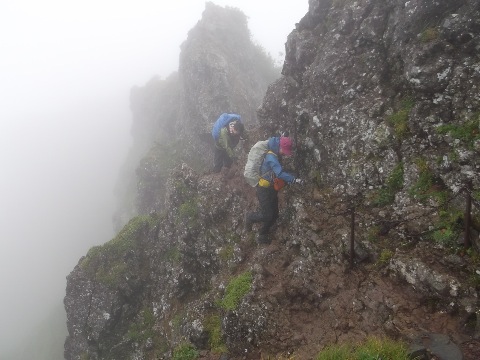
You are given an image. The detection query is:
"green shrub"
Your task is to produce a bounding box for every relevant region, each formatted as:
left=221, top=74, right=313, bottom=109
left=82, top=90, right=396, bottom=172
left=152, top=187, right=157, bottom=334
left=436, top=115, right=480, bottom=149
left=219, top=271, right=253, bottom=310
left=372, top=188, right=395, bottom=207
left=377, top=249, right=394, bottom=265
left=371, top=162, right=404, bottom=206
left=387, top=98, right=414, bottom=139
left=408, top=158, right=448, bottom=205
left=177, top=198, right=199, bottom=227
left=431, top=228, right=456, bottom=245
left=205, top=315, right=227, bottom=353
left=429, top=208, right=463, bottom=246
left=172, top=343, right=199, bottom=360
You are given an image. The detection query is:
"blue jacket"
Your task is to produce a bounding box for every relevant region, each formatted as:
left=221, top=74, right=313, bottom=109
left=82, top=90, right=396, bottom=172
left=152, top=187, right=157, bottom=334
left=259, top=137, right=295, bottom=184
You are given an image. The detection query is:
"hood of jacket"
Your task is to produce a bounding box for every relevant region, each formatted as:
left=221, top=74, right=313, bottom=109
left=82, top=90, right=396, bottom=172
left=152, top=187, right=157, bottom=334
left=267, top=137, right=280, bottom=154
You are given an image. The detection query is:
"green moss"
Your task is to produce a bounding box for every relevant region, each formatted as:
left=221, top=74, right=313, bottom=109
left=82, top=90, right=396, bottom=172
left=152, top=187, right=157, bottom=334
left=465, top=248, right=480, bottom=266
left=432, top=228, right=457, bottom=244
left=406, top=158, right=463, bottom=247
left=219, top=244, right=235, bottom=262
left=387, top=97, right=414, bottom=140
left=448, top=149, right=460, bottom=163
left=80, top=214, right=157, bottom=286
left=316, top=336, right=410, bottom=360
left=371, top=163, right=404, bottom=206
left=420, top=27, right=439, bottom=42
left=164, top=247, right=181, bottom=263
left=174, top=180, right=190, bottom=197
left=366, top=226, right=381, bottom=243
left=377, top=249, right=394, bottom=265
left=171, top=313, right=184, bottom=331
left=96, top=263, right=129, bottom=287
left=177, top=198, right=199, bottom=227
left=408, top=158, right=448, bottom=205
left=387, top=162, right=404, bottom=189
left=219, top=271, right=252, bottom=310
left=127, top=307, right=155, bottom=343
left=316, top=343, right=351, bottom=360
left=468, top=271, right=480, bottom=288
left=429, top=208, right=463, bottom=246
left=437, top=114, right=480, bottom=149
left=179, top=200, right=198, bottom=219
left=473, top=190, right=480, bottom=202
left=372, top=188, right=395, bottom=207
left=172, top=343, right=199, bottom=360
left=355, top=337, right=410, bottom=359
left=205, top=315, right=227, bottom=354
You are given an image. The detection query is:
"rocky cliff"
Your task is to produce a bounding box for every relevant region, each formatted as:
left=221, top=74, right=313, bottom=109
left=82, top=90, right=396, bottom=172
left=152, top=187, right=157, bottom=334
left=65, top=1, right=480, bottom=359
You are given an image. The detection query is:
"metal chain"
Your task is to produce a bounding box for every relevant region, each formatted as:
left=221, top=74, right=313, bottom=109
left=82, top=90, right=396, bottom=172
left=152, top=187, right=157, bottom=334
left=305, top=183, right=471, bottom=233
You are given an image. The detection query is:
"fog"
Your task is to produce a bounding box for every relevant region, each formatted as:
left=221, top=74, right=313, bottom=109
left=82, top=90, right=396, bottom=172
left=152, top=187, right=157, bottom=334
left=0, top=0, right=308, bottom=358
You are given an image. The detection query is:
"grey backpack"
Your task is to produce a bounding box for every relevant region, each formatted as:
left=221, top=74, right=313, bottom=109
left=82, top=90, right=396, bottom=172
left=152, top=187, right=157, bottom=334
left=243, top=140, right=269, bottom=187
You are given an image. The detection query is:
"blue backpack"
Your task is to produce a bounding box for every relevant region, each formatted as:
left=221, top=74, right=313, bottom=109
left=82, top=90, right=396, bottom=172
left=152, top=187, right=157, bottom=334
left=212, top=113, right=241, bottom=141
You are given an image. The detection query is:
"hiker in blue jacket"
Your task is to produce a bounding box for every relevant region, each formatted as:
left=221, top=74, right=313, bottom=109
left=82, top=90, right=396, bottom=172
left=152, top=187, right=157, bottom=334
left=245, top=136, right=304, bottom=244
left=213, top=120, right=245, bottom=173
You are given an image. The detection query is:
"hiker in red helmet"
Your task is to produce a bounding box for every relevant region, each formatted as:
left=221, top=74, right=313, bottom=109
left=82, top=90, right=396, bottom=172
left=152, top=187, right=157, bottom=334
left=244, top=135, right=304, bottom=244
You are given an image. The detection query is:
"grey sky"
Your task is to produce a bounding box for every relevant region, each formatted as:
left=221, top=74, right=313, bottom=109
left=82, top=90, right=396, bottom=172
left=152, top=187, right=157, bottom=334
left=0, top=0, right=308, bottom=356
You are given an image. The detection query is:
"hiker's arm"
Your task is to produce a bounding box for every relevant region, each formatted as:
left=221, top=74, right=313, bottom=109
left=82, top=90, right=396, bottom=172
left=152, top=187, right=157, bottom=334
left=269, top=156, right=295, bottom=184
left=218, top=128, right=235, bottom=158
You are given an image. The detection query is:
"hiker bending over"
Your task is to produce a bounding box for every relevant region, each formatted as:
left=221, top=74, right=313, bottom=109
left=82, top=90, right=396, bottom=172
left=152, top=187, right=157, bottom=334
left=213, top=119, right=245, bottom=173
left=245, top=136, right=304, bottom=244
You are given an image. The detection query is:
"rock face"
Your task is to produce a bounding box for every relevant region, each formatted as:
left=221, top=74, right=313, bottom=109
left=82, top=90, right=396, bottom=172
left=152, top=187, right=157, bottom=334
left=65, top=1, right=480, bottom=360
left=265, top=0, right=480, bottom=194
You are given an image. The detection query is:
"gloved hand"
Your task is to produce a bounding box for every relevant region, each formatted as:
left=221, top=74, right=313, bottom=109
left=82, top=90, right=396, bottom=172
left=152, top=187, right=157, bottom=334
left=294, top=178, right=305, bottom=185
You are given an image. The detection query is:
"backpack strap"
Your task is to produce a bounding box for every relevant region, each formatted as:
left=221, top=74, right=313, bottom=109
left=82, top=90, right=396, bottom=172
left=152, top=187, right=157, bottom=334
left=259, top=151, right=276, bottom=180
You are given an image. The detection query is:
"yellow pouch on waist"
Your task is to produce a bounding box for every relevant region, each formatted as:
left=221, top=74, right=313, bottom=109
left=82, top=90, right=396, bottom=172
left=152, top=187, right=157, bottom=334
left=258, top=178, right=271, bottom=187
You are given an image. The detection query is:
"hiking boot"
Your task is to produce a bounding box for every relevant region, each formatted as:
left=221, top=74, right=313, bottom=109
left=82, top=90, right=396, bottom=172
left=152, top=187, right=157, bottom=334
left=244, top=212, right=253, bottom=232
left=256, top=234, right=271, bottom=245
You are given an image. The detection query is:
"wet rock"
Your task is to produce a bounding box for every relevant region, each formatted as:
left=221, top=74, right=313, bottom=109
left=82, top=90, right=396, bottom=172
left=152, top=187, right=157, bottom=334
left=409, top=333, right=463, bottom=360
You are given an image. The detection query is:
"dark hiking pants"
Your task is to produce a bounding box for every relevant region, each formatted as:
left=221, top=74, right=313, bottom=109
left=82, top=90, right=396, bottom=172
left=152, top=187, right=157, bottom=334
left=247, top=185, right=279, bottom=235
left=213, top=147, right=233, bottom=173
